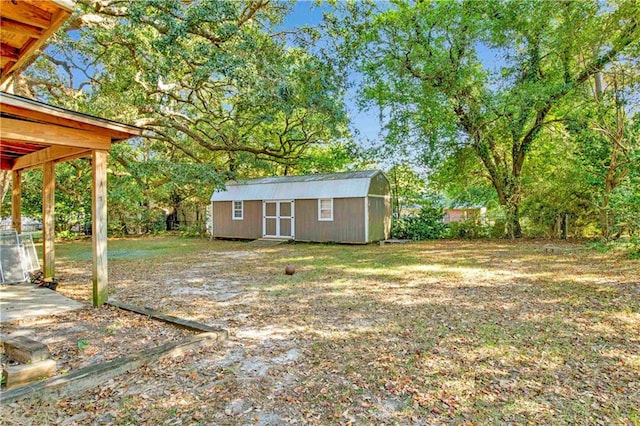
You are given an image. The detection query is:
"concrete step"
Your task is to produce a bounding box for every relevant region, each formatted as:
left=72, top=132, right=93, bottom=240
left=248, top=238, right=291, bottom=248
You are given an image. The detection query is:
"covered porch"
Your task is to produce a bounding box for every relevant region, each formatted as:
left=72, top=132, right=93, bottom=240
left=1, top=93, right=140, bottom=306
left=1, top=0, right=141, bottom=307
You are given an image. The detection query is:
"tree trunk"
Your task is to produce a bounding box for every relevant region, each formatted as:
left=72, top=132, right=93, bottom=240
left=562, top=213, right=569, bottom=240
left=505, top=199, right=523, bottom=239
left=166, top=208, right=178, bottom=231
left=166, top=191, right=182, bottom=231
left=0, top=170, right=11, bottom=207
left=600, top=192, right=611, bottom=241
left=504, top=178, right=523, bottom=239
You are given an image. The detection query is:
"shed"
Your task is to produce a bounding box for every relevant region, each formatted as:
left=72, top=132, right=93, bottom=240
left=210, top=170, right=392, bottom=243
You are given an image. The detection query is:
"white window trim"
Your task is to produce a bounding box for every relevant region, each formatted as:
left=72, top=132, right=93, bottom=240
left=318, top=198, right=333, bottom=221
left=232, top=200, right=243, bottom=220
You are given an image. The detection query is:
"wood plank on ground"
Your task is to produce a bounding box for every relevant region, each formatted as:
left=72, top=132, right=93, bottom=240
left=0, top=331, right=224, bottom=402
left=107, top=300, right=229, bottom=336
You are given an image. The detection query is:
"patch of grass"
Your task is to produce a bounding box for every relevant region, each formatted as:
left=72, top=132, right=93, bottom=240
left=586, top=240, right=616, bottom=253
left=55, top=235, right=213, bottom=262
left=586, top=237, right=640, bottom=259
left=77, top=339, right=89, bottom=351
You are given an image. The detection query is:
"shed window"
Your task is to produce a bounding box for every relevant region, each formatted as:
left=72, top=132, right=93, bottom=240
left=318, top=198, right=333, bottom=221
left=232, top=201, right=243, bottom=220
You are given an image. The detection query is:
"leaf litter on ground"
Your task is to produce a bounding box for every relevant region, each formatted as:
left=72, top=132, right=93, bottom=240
left=2, top=237, right=639, bottom=425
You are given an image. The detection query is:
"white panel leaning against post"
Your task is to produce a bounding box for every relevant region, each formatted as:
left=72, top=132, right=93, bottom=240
left=0, top=230, right=40, bottom=284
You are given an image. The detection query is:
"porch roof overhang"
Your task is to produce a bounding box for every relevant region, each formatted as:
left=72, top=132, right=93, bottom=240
left=1, top=92, right=141, bottom=171
left=0, top=0, right=74, bottom=86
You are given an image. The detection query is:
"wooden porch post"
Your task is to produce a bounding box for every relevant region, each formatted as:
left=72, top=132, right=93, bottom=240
left=92, top=150, right=108, bottom=306
left=11, top=170, right=21, bottom=233
left=42, top=161, right=55, bottom=279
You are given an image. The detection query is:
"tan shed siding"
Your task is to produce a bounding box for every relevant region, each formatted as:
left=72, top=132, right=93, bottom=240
left=212, top=200, right=262, bottom=239
left=367, top=196, right=392, bottom=241
left=367, top=172, right=391, bottom=242
left=368, top=172, right=390, bottom=197
left=295, top=198, right=366, bottom=243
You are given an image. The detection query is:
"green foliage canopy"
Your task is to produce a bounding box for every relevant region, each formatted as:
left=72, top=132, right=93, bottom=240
left=329, top=0, right=640, bottom=237
left=9, top=0, right=356, bottom=232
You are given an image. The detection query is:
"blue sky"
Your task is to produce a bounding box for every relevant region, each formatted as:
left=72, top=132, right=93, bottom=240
left=282, top=1, right=384, bottom=147
left=281, top=1, right=510, bottom=155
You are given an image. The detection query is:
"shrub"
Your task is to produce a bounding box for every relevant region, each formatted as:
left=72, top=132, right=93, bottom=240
left=490, top=219, right=506, bottom=238
left=628, top=235, right=640, bottom=259
left=445, top=220, right=490, bottom=239
left=392, top=205, right=448, bottom=240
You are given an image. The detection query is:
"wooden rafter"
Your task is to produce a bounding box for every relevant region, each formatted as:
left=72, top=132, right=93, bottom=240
left=0, top=43, right=20, bottom=61
left=0, top=17, right=44, bottom=38
left=0, top=140, right=45, bottom=169
left=1, top=141, right=43, bottom=154
left=1, top=1, right=53, bottom=30
left=12, top=146, right=91, bottom=171
left=1, top=117, right=112, bottom=150
left=1, top=102, right=139, bottom=140
left=0, top=1, right=73, bottom=84
left=1, top=0, right=142, bottom=309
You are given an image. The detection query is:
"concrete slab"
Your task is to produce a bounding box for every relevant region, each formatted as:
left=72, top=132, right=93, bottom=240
left=0, top=284, right=84, bottom=324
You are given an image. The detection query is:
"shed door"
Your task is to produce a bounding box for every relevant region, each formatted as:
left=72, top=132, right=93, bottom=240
left=263, top=200, right=294, bottom=239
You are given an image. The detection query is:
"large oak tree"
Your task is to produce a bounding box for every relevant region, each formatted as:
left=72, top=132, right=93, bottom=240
left=3, top=0, right=353, bottom=228
left=332, top=0, right=639, bottom=237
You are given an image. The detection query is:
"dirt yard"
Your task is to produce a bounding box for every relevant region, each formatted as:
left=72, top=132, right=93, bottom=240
left=2, top=237, right=639, bottom=424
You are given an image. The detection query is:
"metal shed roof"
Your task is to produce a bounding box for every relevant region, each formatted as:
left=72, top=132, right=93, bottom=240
left=211, top=170, right=382, bottom=202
